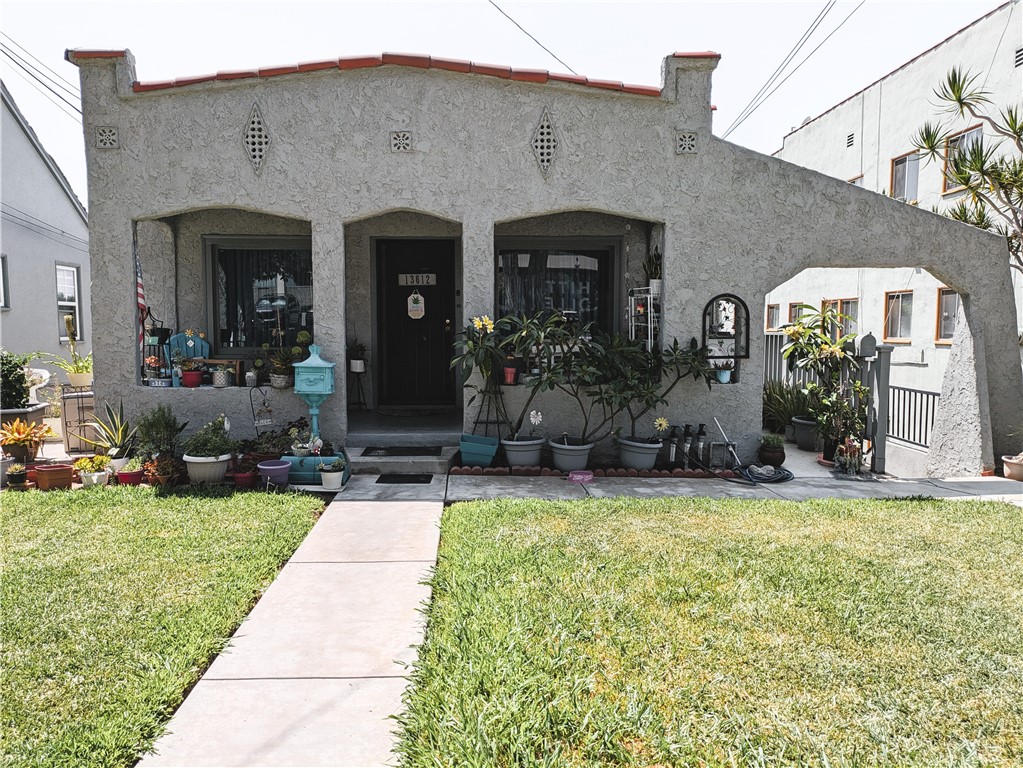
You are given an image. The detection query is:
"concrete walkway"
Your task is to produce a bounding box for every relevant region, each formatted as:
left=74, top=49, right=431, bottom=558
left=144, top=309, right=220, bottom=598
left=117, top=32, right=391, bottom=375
left=138, top=500, right=441, bottom=768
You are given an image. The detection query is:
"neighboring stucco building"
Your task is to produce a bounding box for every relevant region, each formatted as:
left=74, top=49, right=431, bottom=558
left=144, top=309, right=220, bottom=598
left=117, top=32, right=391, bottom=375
left=769, top=0, right=1022, bottom=395
left=1, top=81, right=91, bottom=368
left=67, top=48, right=1022, bottom=474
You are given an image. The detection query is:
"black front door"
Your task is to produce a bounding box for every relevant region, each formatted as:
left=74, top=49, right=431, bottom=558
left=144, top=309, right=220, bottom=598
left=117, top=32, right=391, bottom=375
left=376, top=239, right=457, bottom=407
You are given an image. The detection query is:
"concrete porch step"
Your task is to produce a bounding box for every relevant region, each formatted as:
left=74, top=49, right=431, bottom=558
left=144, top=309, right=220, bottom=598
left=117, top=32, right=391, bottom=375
left=346, top=446, right=458, bottom=476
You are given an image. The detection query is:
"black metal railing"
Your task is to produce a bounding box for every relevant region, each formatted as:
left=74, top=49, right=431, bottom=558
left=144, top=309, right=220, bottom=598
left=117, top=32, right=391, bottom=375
left=888, top=386, right=940, bottom=448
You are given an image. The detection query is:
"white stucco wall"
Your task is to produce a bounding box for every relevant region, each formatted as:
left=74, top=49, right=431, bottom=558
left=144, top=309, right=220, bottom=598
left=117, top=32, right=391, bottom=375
left=69, top=49, right=1023, bottom=470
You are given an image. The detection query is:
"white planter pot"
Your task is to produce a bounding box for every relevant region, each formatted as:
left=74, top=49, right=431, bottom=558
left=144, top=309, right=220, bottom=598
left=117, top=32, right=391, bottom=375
left=501, top=437, right=544, bottom=467
left=183, top=453, right=233, bottom=484
left=245, top=371, right=258, bottom=387
left=67, top=372, right=94, bottom=388
left=617, top=438, right=663, bottom=470
left=319, top=471, right=346, bottom=491
left=349, top=359, right=366, bottom=373
left=648, top=278, right=662, bottom=297
left=1002, top=455, right=1023, bottom=481
left=80, top=470, right=109, bottom=487
left=548, top=437, right=593, bottom=472
left=269, top=373, right=293, bottom=389
left=212, top=370, right=232, bottom=388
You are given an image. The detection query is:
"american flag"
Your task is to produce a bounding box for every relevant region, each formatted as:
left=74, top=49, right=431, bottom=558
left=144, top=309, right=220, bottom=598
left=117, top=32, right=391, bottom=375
left=134, top=235, right=146, bottom=355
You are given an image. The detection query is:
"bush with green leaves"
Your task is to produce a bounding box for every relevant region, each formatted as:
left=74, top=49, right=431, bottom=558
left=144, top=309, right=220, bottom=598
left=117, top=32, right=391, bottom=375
left=182, top=415, right=237, bottom=458
left=0, top=349, right=35, bottom=411
left=136, top=404, right=187, bottom=458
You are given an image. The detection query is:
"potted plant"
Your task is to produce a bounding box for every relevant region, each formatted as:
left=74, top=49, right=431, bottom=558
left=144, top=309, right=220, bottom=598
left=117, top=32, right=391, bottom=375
left=233, top=454, right=260, bottom=489
left=180, top=359, right=205, bottom=388
left=290, top=427, right=321, bottom=457
left=143, top=455, right=180, bottom=486
left=1, top=349, right=47, bottom=425
left=348, top=339, right=367, bottom=373
left=211, top=363, right=234, bottom=388
left=6, top=462, right=28, bottom=488
left=762, top=381, right=810, bottom=442
left=451, top=315, right=503, bottom=466
left=714, top=359, right=734, bottom=384
left=1003, top=451, right=1023, bottom=481
left=116, top=456, right=146, bottom=486
left=757, top=433, right=786, bottom=468
left=182, top=414, right=237, bottom=484
left=643, top=247, right=662, bottom=297
left=136, top=404, right=187, bottom=458
left=781, top=304, right=864, bottom=458
left=0, top=417, right=55, bottom=464
left=74, top=400, right=137, bottom=470
left=317, top=456, right=347, bottom=491
left=144, top=354, right=163, bottom=379
left=74, top=454, right=112, bottom=487
left=269, top=346, right=300, bottom=388
left=833, top=436, right=863, bottom=475
left=44, top=315, right=93, bottom=387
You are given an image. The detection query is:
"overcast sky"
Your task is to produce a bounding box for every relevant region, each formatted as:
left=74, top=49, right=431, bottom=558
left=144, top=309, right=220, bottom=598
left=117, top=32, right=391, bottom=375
left=1, top=0, right=1008, bottom=204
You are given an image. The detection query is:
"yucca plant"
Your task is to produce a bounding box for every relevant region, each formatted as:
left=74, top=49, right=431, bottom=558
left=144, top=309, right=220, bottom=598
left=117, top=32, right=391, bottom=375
left=75, top=400, right=137, bottom=459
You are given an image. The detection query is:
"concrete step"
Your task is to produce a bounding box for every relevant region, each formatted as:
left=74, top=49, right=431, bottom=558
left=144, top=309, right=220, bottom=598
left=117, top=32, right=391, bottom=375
left=346, top=446, right=458, bottom=475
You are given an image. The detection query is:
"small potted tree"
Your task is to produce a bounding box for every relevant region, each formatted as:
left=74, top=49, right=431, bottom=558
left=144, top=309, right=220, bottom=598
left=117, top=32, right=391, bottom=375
left=44, top=315, right=93, bottom=387
left=182, top=414, right=237, bottom=484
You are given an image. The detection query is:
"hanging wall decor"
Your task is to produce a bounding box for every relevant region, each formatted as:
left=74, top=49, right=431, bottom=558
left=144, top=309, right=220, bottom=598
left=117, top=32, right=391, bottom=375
left=407, top=290, right=425, bottom=320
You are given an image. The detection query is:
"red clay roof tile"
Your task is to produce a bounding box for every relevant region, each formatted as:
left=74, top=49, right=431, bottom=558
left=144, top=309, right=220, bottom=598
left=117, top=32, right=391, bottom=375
left=297, top=59, right=340, bottom=72
left=259, top=64, right=300, bottom=77
left=672, top=51, right=721, bottom=58
left=381, top=52, right=432, bottom=68
left=430, top=57, right=472, bottom=73
left=469, top=62, right=512, bottom=79
left=338, top=55, right=382, bottom=71
left=509, top=69, right=549, bottom=83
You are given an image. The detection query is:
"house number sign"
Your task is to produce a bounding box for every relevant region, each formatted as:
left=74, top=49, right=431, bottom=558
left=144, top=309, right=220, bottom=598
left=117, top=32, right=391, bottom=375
left=398, top=273, right=436, bottom=286
left=407, top=290, right=425, bottom=320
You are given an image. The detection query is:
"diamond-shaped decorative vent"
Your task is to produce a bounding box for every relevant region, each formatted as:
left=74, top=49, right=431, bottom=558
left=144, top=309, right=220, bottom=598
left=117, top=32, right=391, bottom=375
left=531, top=108, right=558, bottom=177
left=96, top=126, right=119, bottom=149
left=391, top=131, right=413, bottom=152
left=676, top=131, right=697, bottom=155
left=243, top=104, right=271, bottom=173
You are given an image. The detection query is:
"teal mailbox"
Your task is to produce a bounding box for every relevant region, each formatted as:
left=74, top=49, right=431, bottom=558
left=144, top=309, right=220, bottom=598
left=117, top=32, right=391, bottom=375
left=293, top=345, right=335, bottom=437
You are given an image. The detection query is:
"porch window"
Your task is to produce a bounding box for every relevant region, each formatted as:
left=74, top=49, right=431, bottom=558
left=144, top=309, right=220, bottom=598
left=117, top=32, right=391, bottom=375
left=766, top=303, right=780, bottom=330
left=884, top=290, right=913, bottom=342
left=936, top=287, right=959, bottom=343
left=496, top=240, right=614, bottom=332
left=822, top=297, right=858, bottom=340
left=890, top=151, right=919, bottom=202
left=206, top=236, right=313, bottom=355
left=787, top=303, right=804, bottom=324
left=942, top=125, right=982, bottom=193
left=56, top=264, right=80, bottom=341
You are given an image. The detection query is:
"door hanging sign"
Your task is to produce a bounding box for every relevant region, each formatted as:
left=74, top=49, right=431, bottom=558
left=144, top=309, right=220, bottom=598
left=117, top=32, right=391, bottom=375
left=407, top=290, right=425, bottom=320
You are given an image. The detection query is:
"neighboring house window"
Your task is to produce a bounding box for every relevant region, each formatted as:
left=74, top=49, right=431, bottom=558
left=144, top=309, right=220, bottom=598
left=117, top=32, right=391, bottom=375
left=823, top=298, right=858, bottom=339
left=206, top=236, right=314, bottom=355
left=496, top=240, right=614, bottom=332
left=942, top=125, right=982, bottom=193
left=0, top=254, right=9, bottom=309
left=787, top=303, right=802, bottom=324
left=848, top=175, right=863, bottom=187
left=884, top=290, right=913, bottom=341
left=766, top=304, right=780, bottom=330
left=56, top=265, right=80, bottom=341
left=890, top=151, right=919, bottom=202
left=936, top=287, right=960, bottom=343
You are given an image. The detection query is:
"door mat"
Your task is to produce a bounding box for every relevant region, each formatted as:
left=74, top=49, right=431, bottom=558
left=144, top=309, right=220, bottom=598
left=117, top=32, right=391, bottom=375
left=376, top=408, right=456, bottom=417
left=361, top=447, right=443, bottom=457
left=375, top=474, right=434, bottom=484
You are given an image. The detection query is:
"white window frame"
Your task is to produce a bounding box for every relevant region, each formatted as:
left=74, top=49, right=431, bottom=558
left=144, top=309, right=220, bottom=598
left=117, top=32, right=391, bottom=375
left=0, top=254, right=9, bottom=309
left=56, top=264, right=81, bottom=342
left=884, top=290, right=913, bottom=342
left=936, top=287, right=960, bottom=343
left=890, top=151, right=920, bottom=202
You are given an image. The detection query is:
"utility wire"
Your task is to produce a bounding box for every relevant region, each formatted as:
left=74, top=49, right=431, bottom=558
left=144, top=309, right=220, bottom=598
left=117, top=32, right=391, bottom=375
left=0, top=212, right=89, bottom=253
left=723, top=0, right=835, bottom=138
left=487, top=0, right=578, bottom=76
left=0, top=32, right=80, bottom=98
left=1, top=59, right=82, bottom=122
left=1, top=46, right=82, bottom=114
left=1, top=203, right=89, bottom=245
left=724, top=0, right=865, bottom=139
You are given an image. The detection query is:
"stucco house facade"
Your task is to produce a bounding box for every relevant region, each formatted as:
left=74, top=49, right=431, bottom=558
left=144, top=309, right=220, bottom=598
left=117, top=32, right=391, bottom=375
left=769, top=0, right=1022, bottom=396
left=1, top=81, right=91, bottom=368
left=67, top=48, right=1022, bottom=473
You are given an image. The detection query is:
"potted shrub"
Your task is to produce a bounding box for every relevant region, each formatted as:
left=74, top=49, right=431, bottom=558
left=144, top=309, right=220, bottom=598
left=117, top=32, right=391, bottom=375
left=143, top=455, right=180, bottom=486
left=211, top=363, right=234, bottom=388
left=269, top=346, right=300, bottom=388
left=180, top=360, right=205, bottom=388
left=44, top=315, right=93, bottom=387
left=1, top=417, right=55, bottom=464
left=762, top=381, right=810, bottom=442
left=74, top=454, right=112, bottom=487
left=0, top=349, right=47, bottom=425
left=74, top=400, right=137, bottom=471
left=116, top=456, right=146, bottom=486
left=451, top=314, right=504, bottom=466
left=317, top=456, right=347, bottom=491
left=182, top=414, right=237, bottom=484
left=757, top=433, right=786, bottom=468
left=233, top=454, right=260, bottom=489
left=136, top=404, right=188, bottom=460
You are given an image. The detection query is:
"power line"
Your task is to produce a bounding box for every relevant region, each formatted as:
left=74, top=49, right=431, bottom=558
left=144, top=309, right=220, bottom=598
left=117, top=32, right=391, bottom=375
left=723, top=1, right=835, bottom=139
left=724, top=1, right=865, bottom=139
left=1, top=46, right=82, bottom=115
left=0, top=212, right=89, bottom=253
left=487, top=0, right=578, bottom=76
left=1, top=203, right=89, bottom=245
left=0, top=32, right=80, bottom=99
left=2, top=60, right=83, bottom=123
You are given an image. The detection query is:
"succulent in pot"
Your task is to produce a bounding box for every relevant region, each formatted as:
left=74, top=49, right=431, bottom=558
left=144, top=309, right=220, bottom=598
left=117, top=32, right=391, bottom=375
left=116, top=456, right=146, bottom=486
left=6, top=462, right=28, bottom=486
left=317, top=455, right=348, bottom=491
left=74, top=454, right=112, bottom=487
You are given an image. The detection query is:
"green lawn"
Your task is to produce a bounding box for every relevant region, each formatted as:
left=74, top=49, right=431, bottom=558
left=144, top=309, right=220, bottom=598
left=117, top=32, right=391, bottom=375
left=1, top=486, right=321, bottom=768
left=397, top=497, right=1023, bottom=767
